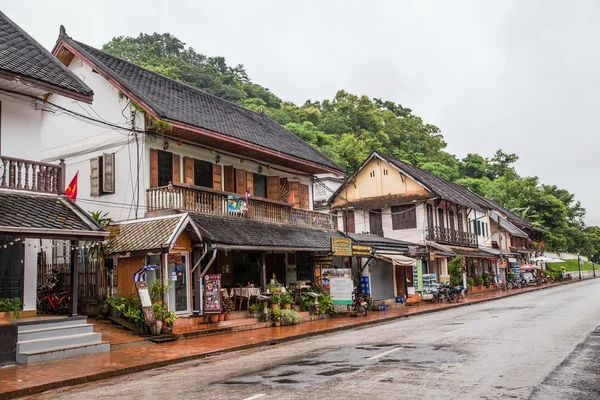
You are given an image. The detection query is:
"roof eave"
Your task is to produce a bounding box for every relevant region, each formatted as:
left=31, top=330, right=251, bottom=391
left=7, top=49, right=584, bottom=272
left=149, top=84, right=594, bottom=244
left=0, top=69, right=93, bottom=104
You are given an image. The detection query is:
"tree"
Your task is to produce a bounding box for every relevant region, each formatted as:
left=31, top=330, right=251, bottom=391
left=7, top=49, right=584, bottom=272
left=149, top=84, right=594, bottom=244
left=487, top=149, right=519, bottom=180
left=459, top=153, right=488, bottom=179
left=86, top=211, right=112, bottom=298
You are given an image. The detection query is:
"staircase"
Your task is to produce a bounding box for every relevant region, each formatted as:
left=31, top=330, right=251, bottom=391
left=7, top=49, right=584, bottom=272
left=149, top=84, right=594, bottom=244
left=15, top=317, right=109, bottom=364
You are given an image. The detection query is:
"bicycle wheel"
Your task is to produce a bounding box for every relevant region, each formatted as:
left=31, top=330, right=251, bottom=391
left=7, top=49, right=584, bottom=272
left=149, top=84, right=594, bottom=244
left=360, top=305, right=368, bottom=316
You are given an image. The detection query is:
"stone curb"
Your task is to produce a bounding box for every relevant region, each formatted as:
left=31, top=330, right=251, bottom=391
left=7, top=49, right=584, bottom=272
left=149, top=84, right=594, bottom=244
left=2, top=276, right=596, bottom=399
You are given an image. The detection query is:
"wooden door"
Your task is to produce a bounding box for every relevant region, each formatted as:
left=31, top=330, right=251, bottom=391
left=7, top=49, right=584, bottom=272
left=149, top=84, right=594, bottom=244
left=0, top=238, right=23, bottom=299
left=369, top=210, right=383, bottom=236
left=395, top=264, right=406, bottom=297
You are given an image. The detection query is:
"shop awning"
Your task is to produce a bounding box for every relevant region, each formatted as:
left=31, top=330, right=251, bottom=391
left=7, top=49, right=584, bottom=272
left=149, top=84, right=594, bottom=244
left=425, top=241, right=457, bottom=257
left=189, top=212, right=343, bottom=251
left=348, top=233, right=418, bottom=254
left=446, top=246, right=497, bottom=259
left=105, top=213, right=201, bottom=255
left=376, top=254, right=417, bottom=267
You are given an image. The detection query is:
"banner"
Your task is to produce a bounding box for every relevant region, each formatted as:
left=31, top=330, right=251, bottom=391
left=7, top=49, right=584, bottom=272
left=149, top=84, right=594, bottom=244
left=352, top=244, right=372, bottom=257
left=204, top=274, right=222, bottom=313
left=227, top=195, right=247, bottom=213
left=413, top=260, right=423, bottom=292
left=322, top=269, right=353, bottom=305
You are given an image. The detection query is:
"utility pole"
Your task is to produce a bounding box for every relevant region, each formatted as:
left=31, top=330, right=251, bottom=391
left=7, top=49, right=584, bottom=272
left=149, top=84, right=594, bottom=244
left=593, top=261, right=596, bottom=278
left=577, top=253, right=582, bottom=280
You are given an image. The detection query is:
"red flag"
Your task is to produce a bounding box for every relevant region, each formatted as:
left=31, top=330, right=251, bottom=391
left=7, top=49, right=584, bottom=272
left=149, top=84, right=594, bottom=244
left=65, top=172, right=78, bottom=202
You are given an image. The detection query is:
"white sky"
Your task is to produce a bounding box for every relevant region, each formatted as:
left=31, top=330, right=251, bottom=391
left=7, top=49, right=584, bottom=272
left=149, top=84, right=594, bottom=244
left=4, top=0, right=600, bottom=224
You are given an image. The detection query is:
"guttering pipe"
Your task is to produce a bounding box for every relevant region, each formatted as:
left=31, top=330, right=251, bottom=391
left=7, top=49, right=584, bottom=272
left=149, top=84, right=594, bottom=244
left=200, top=247, right=218, bottom=278
left=191, top=243, right=208, bottom=274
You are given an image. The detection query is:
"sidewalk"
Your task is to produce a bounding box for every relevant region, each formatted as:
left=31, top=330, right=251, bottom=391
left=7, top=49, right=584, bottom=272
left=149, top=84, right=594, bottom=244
left=0, top=278, right=594, bottom=399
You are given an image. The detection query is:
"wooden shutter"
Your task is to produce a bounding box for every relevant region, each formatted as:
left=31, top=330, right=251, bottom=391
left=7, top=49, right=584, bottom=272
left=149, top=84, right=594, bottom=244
left=150, top=148, right=158, bottom=188
left=90, top=157, right=100, bottom=196
left=267, top=176, right=280, bottom=201
left=224, top=166, right=234, bottom=192
left=279, top=178, right=289, bottom=202
left=102, top=153, right=115, bottom=194
left=245, top=171, right=254, bottom=196
left=299, top=184, right=309, bottom=209
left=288, top=181, right=300, bottom=208
left=172, top=154, right=181, bottom=183
left=212, top=164, right=222, bottom=190
left=343, top=211, right=355, bottom=233
left=235, top=169, right=246, bottom=194
left=183, top=157, right=194, bottom=185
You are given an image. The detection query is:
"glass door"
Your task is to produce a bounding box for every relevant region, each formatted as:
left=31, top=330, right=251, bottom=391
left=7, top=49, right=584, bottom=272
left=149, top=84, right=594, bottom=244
left=168, top=254, right=190, bottom=314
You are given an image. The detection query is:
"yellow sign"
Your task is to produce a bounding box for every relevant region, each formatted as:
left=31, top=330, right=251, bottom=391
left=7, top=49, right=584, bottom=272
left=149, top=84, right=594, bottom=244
left=352, top=244, right=372, bottom=257
left=331, top=237, right=353, bottom=257
left=429, top=251, right=436, bottom=261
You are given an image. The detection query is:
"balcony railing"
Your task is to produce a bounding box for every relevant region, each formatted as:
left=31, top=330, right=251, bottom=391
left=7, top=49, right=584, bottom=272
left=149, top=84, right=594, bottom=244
left=147, top=183, right=337, bottom=230
left=0, top=155, right=65, bottom=194
left=427, top=226, right=478, bottom=248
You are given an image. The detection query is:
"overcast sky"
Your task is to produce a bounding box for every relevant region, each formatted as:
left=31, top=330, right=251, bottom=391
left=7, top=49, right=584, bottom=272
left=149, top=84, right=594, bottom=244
left=5, top=1, right=600, bottom=224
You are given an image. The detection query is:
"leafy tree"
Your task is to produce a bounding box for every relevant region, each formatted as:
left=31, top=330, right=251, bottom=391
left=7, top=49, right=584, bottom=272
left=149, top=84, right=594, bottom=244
left=459, top=153, right=488, bottom=179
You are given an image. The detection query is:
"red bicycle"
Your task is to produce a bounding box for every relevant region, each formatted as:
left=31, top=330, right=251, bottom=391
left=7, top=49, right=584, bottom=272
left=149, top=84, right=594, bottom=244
left=37, top=270, right=70, bottom=314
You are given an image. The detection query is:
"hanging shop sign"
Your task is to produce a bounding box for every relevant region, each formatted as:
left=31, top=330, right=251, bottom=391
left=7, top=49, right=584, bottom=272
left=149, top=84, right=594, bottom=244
left=352, top=244, right=372, bottom=257
left=315, top=255, right=333, bottom=266
left=331, top=237, right=352, bottom=257
left=227, top=195, right=247, bottom=213
left=322, top=269, right=353, bottom=305
left=408, top=246, right=418, bottom=257
left=168, top=252, right=182, bottom=264
left=135, top=282, right=155, bottom=324
left=429, top=251, right=436, bottom=261
left=498, top=261, right=508, bottom=268
left=204, top=274, right=222, bottom=313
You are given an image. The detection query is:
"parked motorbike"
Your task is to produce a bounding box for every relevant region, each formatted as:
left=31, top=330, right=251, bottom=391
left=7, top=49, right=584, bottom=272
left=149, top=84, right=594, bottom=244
left=37, top=269, right=70, bottom=314
left=350, top=290, right=369, bottom=316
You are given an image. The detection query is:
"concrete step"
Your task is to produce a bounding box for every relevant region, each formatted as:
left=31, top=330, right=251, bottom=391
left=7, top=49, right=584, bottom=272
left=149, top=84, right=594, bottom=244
left=18, top=324, right=94, bottom=342
left=16, top=341, right=110, bottom=365
left=17, top=317, right=88, bottom=333
left=17, top=333, right=102, bottom=354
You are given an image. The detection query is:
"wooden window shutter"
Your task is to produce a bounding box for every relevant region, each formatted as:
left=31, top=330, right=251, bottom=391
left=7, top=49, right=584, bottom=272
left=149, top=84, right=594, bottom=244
left=172, top=154, right=181, bottom=183
left=150, top=148, right=158, bottom=188
left=224, top=166, right=235, bottom=192
left=235, top=169, right=247, bottom=194
left=299, top=184, right=309, bottom=209
left=212, top=164, right=222, bottom=190
left=90, top=157, right=100, bottom=196
left=245, top=171, right=254, bottom=196
left=102, top=153, right=115, bottom=194
left=267, top=176, right=280, bottom=201
left=279, top=178, right=289, bottom=203
left=288, top=181, right=300, bottom=208
left=183, top=157, right=194, bottom=185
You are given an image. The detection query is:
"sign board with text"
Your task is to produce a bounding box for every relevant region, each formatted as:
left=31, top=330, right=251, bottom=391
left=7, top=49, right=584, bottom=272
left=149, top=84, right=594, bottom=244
left=322, top=269, right=353, bottom=305
left=331, top=237, right=352, bottom=257
left=352, top=244, right=372, bottom=257
left=135, top=282, right=155, bottom=324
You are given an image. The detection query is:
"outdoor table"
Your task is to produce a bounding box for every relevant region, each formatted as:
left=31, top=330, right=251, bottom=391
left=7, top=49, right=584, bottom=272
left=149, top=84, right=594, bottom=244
left=230, top=287, right=261, bottom=310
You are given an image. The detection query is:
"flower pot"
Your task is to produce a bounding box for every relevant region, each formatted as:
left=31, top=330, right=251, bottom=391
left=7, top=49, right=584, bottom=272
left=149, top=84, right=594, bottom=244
left=209, top=314, right=219, bottom=323
left=284, top=303, right=291, bottom=310
left=271, top=304, right=279, bottom=311
left=149, top=320, right=163, bottom=335
left=110, top=309, right=122, bottom=319
left=274, top=321, right=281, bottom=327
left=218, top=313, right=225, bottom=322
left=224, top=313, right=231, bottom=321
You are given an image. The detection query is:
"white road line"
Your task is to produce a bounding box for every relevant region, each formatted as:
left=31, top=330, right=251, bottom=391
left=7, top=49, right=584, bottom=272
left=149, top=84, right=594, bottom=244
left=367, top=347, right=402, bottom=360
left=242, top=394, right=267, bottom=400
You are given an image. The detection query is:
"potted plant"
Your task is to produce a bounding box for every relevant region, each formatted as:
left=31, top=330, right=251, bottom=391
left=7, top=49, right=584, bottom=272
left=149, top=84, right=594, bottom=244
left=218, top=313, right=225, bottom=322
left=0, top=297, right=22, bottom=321
left=280, top=292, right=293, bottom=310
left=270, top=293, right=281, bottom=311
left=487, top=273, right=495, bottom=288
left=106, top=295, right=125, bottom=319
left=467, top=277, right=475, bottom=291
left=249, top=303, right=262, bottom=318
left=208, top=314, right=219, bottom=323
left=272, top=308, right=283, bottom=327
left=476, top=275, right=484, bottom=290
left=223, top=297, right=235, bottom=320
left=151, top=303, right=164, bottom=335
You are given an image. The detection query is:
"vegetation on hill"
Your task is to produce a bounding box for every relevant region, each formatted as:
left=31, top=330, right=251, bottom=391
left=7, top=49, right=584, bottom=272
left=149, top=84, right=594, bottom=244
left=102, top=33, right=600, bottom=259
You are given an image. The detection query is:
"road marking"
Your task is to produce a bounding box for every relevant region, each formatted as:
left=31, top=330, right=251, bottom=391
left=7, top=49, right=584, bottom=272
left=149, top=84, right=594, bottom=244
left=243, top=394, right=267, bottom=400
left=368, top=347, right=402, bottom=360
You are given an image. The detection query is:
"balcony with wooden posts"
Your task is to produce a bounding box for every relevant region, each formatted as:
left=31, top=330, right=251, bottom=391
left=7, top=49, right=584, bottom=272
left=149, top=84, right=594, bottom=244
left=146, top=182, right=337, bottom=230
left=427, top=226, right=478, bottom=248
left=0, top=155, right=65, bottom=194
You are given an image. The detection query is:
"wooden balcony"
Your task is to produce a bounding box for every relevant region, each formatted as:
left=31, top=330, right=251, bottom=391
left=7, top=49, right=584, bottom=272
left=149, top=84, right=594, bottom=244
left=427, top=226, right=478, bottom=248
left=0, top=155, right=65, bottom=194
left=146, top=183, right=337, bottom=230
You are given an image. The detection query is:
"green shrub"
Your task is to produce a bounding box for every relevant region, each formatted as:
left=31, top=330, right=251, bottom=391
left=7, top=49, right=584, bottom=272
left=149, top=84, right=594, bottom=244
left=122, top=295, right=143, bottom=326
left=448, top=256, right=464, bottom=287
left=223, top=297, right=235, bottom=313
left=467, top=277, right=475, bottom=288
left=279, top=291, right=293, bottom=305
left=0, top=297, right=22, bottom=319
left=317, top=294, right=336, bottom=315
left=269, top=293, right=282, bottom=305
left=475, top=276, right=484, bottom=286
left=152, top=302, right=165, bottom=321
left=272, top=307, right=283, bottom=322
left=300, top=294, right=316, bottom=312
left=106, top=295, right=126, bottom=312
left=280, top=309, right=302, bottom=326
left=150, top=280, right=169, bottom=303
left=258, top=308, right=272, bottom=322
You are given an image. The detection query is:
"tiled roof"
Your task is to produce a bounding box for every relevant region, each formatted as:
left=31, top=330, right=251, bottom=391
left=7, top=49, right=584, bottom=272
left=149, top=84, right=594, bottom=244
left=0, top=190, right=103, bottom=235
left=190, top=213, right=342, bottom=250
left=0, top=14, right=92, bottom=98
left=377, top=153, right=488, bottom=212
left=59, top=35, right=344, bottom=173
left=105, top=215, right=194, bottom=254
left=489, top=210, right=528, bottom=238
left=331, top=193, right=433, bottom=210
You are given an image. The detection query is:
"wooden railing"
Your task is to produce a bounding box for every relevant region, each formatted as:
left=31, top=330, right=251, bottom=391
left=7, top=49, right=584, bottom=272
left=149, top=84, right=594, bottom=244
left=0, top=155, right=65, bottom=194
left=427, top=226, right=478, bottom=248
left=147, top=183, right=337, bottom=230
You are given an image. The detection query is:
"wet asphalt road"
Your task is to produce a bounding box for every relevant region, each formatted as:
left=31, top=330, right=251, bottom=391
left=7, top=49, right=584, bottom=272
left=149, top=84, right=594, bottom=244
left=27, top=279, right=600, bottom=400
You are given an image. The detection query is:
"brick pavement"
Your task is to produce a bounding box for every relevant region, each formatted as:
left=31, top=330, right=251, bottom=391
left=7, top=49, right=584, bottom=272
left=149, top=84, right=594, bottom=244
left=0, top=279, right=591, bottom=399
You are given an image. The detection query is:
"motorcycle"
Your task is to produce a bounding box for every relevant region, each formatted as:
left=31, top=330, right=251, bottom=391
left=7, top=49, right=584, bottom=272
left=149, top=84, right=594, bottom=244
left=37, top=269, right=70, bottom=314
left=350, top=290, right=369, bottom=316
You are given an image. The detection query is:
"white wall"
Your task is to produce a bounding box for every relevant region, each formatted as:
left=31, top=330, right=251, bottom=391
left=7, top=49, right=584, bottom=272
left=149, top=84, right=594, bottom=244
left=41, top=56, right=146, bottom=222
left=0, top=93, right=42, bottom=160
